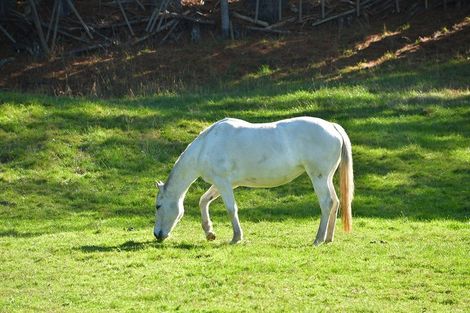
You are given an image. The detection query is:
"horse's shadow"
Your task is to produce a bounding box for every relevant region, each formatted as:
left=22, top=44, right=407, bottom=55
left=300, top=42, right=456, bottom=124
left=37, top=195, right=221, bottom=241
left=78, top=240, right=155, bottom=253
left=78, top=239, right=226, bottom=253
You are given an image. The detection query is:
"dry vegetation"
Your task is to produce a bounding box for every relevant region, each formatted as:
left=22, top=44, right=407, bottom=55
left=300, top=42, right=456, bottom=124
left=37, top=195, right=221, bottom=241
left=0, top=1, right=468, bottom=96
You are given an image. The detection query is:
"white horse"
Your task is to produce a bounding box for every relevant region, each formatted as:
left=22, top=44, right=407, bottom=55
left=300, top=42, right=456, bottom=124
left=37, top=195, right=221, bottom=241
left=154, top=116, right=354, bottom=245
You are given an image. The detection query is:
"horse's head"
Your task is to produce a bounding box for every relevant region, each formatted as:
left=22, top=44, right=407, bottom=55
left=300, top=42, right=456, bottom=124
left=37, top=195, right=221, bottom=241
left=153, top=181, right=184, bottom=242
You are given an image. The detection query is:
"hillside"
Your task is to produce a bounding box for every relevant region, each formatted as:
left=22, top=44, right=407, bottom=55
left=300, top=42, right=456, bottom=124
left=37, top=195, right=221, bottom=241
left=0, top=1, right=469, bottom=96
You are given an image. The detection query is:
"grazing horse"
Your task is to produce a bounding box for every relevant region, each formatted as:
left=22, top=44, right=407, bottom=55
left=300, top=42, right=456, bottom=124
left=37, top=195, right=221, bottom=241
left=154, top=116, right=354, bottom=245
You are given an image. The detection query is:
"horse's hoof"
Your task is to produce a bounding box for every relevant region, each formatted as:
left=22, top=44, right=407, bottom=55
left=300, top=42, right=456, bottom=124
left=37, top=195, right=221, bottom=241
left=230, top=238, right=242, bottom=245
left=206, top=232, right=216, bottom=241
left=313, top=239, right=324, bottom=246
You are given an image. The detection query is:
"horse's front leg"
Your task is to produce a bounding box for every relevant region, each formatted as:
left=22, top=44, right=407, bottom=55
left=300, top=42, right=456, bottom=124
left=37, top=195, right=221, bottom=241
left=199, top=185, right=219, bottom=241
left=214, top=181, right=243, bottom=244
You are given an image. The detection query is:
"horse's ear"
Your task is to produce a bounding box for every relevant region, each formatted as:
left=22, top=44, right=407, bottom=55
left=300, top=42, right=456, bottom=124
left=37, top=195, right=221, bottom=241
left=155, top=181, right=165, bottom=190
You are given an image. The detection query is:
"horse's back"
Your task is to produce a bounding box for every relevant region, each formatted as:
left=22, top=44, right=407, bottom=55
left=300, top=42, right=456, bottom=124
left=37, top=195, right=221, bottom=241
left=194, top=117, right=343, bottom=187
left=215, top=117, right=341, bottom=150
left=208, top=116, right=331, bottom=130
left=278, top=117, right=342, bottom=155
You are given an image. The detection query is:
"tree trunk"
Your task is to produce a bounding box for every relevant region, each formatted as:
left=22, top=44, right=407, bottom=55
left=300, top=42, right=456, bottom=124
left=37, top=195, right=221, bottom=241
left=220, top=0, right=230, bottom=38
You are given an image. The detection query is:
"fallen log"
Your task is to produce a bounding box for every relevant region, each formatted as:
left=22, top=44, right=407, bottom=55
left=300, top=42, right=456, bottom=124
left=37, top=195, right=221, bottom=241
left=246, top=25, right=292, bottom=34
left=40, top=21, right=90, bottom=43
left=266, top=17, right=296, bottom=29
left=233, top=12, right=269, bottom=27
left=0, top=24, right=16, bottom=43
left=133, top=19, right=178, bottom=45
left=312, top=0, right=375, bottom=27
left=312, top=7, right=356, bottom=26
left=160, top=20, right=180, bottom=44
left=65, top=42, right=113, bottom=56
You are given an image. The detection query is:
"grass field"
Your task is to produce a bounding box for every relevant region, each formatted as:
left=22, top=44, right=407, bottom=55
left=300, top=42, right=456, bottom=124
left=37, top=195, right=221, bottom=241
left=1, top=59, right=469, bottom=312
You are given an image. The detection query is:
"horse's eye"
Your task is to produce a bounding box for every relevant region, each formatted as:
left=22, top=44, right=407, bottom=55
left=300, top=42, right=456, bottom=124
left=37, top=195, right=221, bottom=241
left=156, top=205, right=161, bottom=210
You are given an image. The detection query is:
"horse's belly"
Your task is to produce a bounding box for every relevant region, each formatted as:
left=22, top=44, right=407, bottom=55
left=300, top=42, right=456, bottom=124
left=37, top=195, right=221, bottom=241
left=235, top=164, right=305, bottom=188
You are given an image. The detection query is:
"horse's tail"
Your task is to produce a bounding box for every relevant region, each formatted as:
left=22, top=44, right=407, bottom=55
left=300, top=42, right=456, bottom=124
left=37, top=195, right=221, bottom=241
left=333, top=123, right=354, bottom=233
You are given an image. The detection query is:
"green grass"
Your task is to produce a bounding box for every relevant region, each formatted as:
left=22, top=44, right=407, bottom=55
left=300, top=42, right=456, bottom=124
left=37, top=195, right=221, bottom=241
left=1, top=59, right=470, bottom=312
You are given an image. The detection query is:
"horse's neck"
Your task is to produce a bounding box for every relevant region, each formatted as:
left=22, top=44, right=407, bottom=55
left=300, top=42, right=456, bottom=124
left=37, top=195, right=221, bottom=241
left=164, top=150, right=199, bottom=203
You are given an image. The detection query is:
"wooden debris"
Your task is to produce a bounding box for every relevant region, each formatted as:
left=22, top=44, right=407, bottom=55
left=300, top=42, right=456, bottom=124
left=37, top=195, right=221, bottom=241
left=133, top=19, right=178, bottom=45
left=40, top=21, right=90, bottom=43
left=161, top=20, right=180, bottom=44
left=50, top=0, right=61, bottom=52
left=66, top=42, right=112, bottom=56
left=64, top=0, right=94, bottom=39
left=266, top=17, right=296, bottom=29
left=233, top=12, right=269, bottom=27
left=0, top=24, right=16, bottom=44
left=46, top=0, right=59, bottom=42
left=155, top=2, right=169, bottom=32
left=246, top=26, right=292, bottom=35
left=91, top=28, right=113, bottom=43
left=147, top=0, right=171, bottom=33
left=162, top=12, right=215, bottom=25
left=116, top=0, right=135, bottom=36
left=28, top=0, right=50, bottom=55
left=312, top=0, right=377, bottom=26
left=146, top=6, right=160, bottom=32
left=134, top=0, right=145, bottom=11
left=3, top=0, right=463, bottom=57
left=95, top=17, right=150, bottom=29
left=312, top=7, right=356, bottom=26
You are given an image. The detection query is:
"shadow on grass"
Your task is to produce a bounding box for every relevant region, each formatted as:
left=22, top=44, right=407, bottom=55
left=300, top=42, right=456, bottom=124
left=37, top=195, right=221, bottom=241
left=79, top=240, right=158, bottom=252
left=78, top=239, right=224, bottom=253
left=0, top=229, right=43, bottom=238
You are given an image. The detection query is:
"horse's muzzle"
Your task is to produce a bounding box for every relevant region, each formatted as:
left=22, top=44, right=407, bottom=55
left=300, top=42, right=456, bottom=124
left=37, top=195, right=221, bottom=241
left=154, top=231, right=168, bottom=242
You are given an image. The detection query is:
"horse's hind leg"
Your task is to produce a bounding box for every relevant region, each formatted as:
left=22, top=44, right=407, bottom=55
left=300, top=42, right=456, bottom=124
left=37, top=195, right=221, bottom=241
left=199, top=185, right=219, bottom=241
left=308, top=174, right=337, bottom=246
left=325, top=180, right=339, bottom=243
